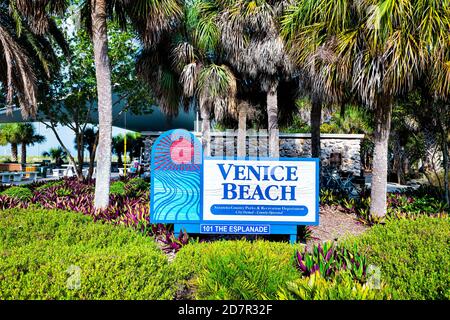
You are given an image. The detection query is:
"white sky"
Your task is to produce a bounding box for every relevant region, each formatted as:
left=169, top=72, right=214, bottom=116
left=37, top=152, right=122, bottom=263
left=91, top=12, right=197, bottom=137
left=0, top=123, right=133, bottom=157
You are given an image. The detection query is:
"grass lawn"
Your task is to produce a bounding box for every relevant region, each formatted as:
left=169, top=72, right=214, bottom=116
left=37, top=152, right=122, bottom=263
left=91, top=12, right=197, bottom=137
left=0, top=208, right=176, bottom=299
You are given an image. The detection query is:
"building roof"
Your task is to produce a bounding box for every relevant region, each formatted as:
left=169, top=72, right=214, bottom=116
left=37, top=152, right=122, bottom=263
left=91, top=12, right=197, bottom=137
left=0, top=103, right=195, bottom=132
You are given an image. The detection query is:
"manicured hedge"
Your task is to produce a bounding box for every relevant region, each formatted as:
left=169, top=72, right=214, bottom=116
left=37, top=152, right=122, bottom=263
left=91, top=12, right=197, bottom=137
left=0, top=208, right=175, bottom=299
left=172, top=240, right=301, bottom=299
left=1, top=208, right=447, bottom=300
left=1, top=186, right=33, bottom=201
left=347, top=216, right=450, bottom=299
left=172, top=240, right=391, bottom=300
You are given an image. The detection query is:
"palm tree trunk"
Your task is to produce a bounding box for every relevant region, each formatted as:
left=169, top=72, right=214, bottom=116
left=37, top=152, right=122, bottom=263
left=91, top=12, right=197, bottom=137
left=49, top=124, right=83, bottom=180
left=201, top=106, right=211, bottom=157
left=267, top=82, right=279, bottom=158
left=92, top=0, right=113, bottom=209
left=237, top=103, right=247, bottom=158
left=370, top=100, right=392, bottom=218
left=310, top=97, right=322, bottom=158
left=76, top=132, right=84, bottom=180
left=422, top=125, right=440, bottom=185
left=11, top=143, right=18, bottom=162
left=442, top=131, right=449, bottom=206
left=21, top=143, right=26, bottom=166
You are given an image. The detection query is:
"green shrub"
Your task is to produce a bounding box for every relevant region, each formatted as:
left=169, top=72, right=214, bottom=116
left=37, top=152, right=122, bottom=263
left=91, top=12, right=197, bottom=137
left=1, top=186, right=33, bottom=201
left=125, top=178, right=148, bottom=196
left=109, top=181, right=126, bottom=196
left=0, top=208, right=175, bottom=299
left=172, top=240, right=300, bottom=299
left=35, top=180, right=64, bottom=192
left=278, top=271, right=390, bottom=300
left=345, top=216, right=450, bottom=299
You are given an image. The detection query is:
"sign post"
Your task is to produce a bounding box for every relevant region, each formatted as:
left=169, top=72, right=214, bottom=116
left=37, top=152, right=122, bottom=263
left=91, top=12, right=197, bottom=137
left=151, top=129, right=319, bottom=243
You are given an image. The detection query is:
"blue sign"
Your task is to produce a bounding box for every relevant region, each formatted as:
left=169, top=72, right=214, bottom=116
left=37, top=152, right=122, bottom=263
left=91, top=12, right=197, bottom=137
left=150, top=129, right=319, bottom=242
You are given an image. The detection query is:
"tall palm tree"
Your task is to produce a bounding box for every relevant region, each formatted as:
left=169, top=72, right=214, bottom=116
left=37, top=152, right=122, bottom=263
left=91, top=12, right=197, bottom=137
left=281, top=0, right=350, bottom=158
left=43, top=146, right=67, bottom=166
left=0, top=123, right=21, bottom=162
left=112, top=134, right=125, bottom=166
left=78, top=0, right=183, bottom=209
left=89, top=0, right=113, bottom=209
left=137, top=2, right=240, bottom=157
left=16, top=123, right=46, bottom=166
left=193, top=0, right=294, bottom=158
left=282, top=0, right=449, bottom=217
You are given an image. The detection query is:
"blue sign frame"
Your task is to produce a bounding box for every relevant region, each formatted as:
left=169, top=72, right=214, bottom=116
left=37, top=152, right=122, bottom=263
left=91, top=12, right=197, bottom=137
left=150, top=129, right=320, bottom=243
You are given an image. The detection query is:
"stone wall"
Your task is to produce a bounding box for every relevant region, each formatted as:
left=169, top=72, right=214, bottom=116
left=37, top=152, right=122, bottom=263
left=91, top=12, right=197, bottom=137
left=279, top=134, right=363, bottom=175
left=142, top=132, right=364, bottom=175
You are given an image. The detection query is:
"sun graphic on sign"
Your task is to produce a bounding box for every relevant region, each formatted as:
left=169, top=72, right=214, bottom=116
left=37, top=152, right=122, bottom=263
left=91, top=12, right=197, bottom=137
left=170, top=138, right=194, bottom=164
left=152, top=131, right=202, bottom=171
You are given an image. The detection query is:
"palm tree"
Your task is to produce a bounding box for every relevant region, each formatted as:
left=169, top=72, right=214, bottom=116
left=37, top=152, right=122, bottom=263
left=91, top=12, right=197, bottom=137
left=78, top=0, right=183, bottom=209
left=112, top=134, right=125, bottom=166
left=137, top=2, right=239, bottom=157
left=43, top=146, right=67, bottom=167
left=323, top=106, right=373, bottom=135
left=16, top=123, right=46, bottom=166
left=281, top=1, right=350, bottom=158
left=0, top=0, right=68, bottom=118
left=282, top=0, right=449, bottom=217
left=0, top=123, right=21, bottom=162
left=83, top=127, right=98, bottom=180
left=112, top=132, right=144, bottom=166
left=192, top=0, right=294, bottom=158
left=73, top=127, right=99, bottom=179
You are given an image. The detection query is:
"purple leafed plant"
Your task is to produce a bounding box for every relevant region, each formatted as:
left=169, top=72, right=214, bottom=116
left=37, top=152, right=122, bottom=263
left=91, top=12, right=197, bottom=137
left=295, top=242, right=368, bottom=282
left=1, top=177, right=189, bottom=253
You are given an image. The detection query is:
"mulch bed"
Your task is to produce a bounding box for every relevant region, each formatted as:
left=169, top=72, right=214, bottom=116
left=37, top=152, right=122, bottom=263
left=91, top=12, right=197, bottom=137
left=306, top=205, right=369, bottom=248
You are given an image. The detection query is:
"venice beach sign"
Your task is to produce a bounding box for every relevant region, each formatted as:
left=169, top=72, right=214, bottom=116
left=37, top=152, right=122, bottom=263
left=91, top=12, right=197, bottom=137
left=150, top=129, right=319, bottom=242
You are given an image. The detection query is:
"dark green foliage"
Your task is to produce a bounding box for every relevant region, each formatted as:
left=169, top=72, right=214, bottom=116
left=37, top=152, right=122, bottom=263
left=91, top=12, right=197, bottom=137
left=125, top=178, right=148, bottom=196
left=1, top=178, right=188, bottom=253
left=320, top=188, right=448, bottom=225
left=35, top=180, right=65, bottom=192
left=1, top=187, right=33, bottom=201
left=109, top=181, right=126, bottom=196
left=0, top=208, right=176, bottom=300
left=347, top=217, right=450, bottom=299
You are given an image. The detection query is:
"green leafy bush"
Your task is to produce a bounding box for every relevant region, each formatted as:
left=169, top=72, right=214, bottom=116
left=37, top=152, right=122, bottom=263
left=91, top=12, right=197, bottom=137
left=278, top=271, right=390, bottom=300
left=35, top=180, right=64, bottom=192
left=346, top=216, right=450, bottom=299
left=172, top=240, right=300, bottom=299
left=0, top=208, right=176, bottom=299
left=1, top=186, right=33, bottom=201
left=109, top=181, right=126, bottom=196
